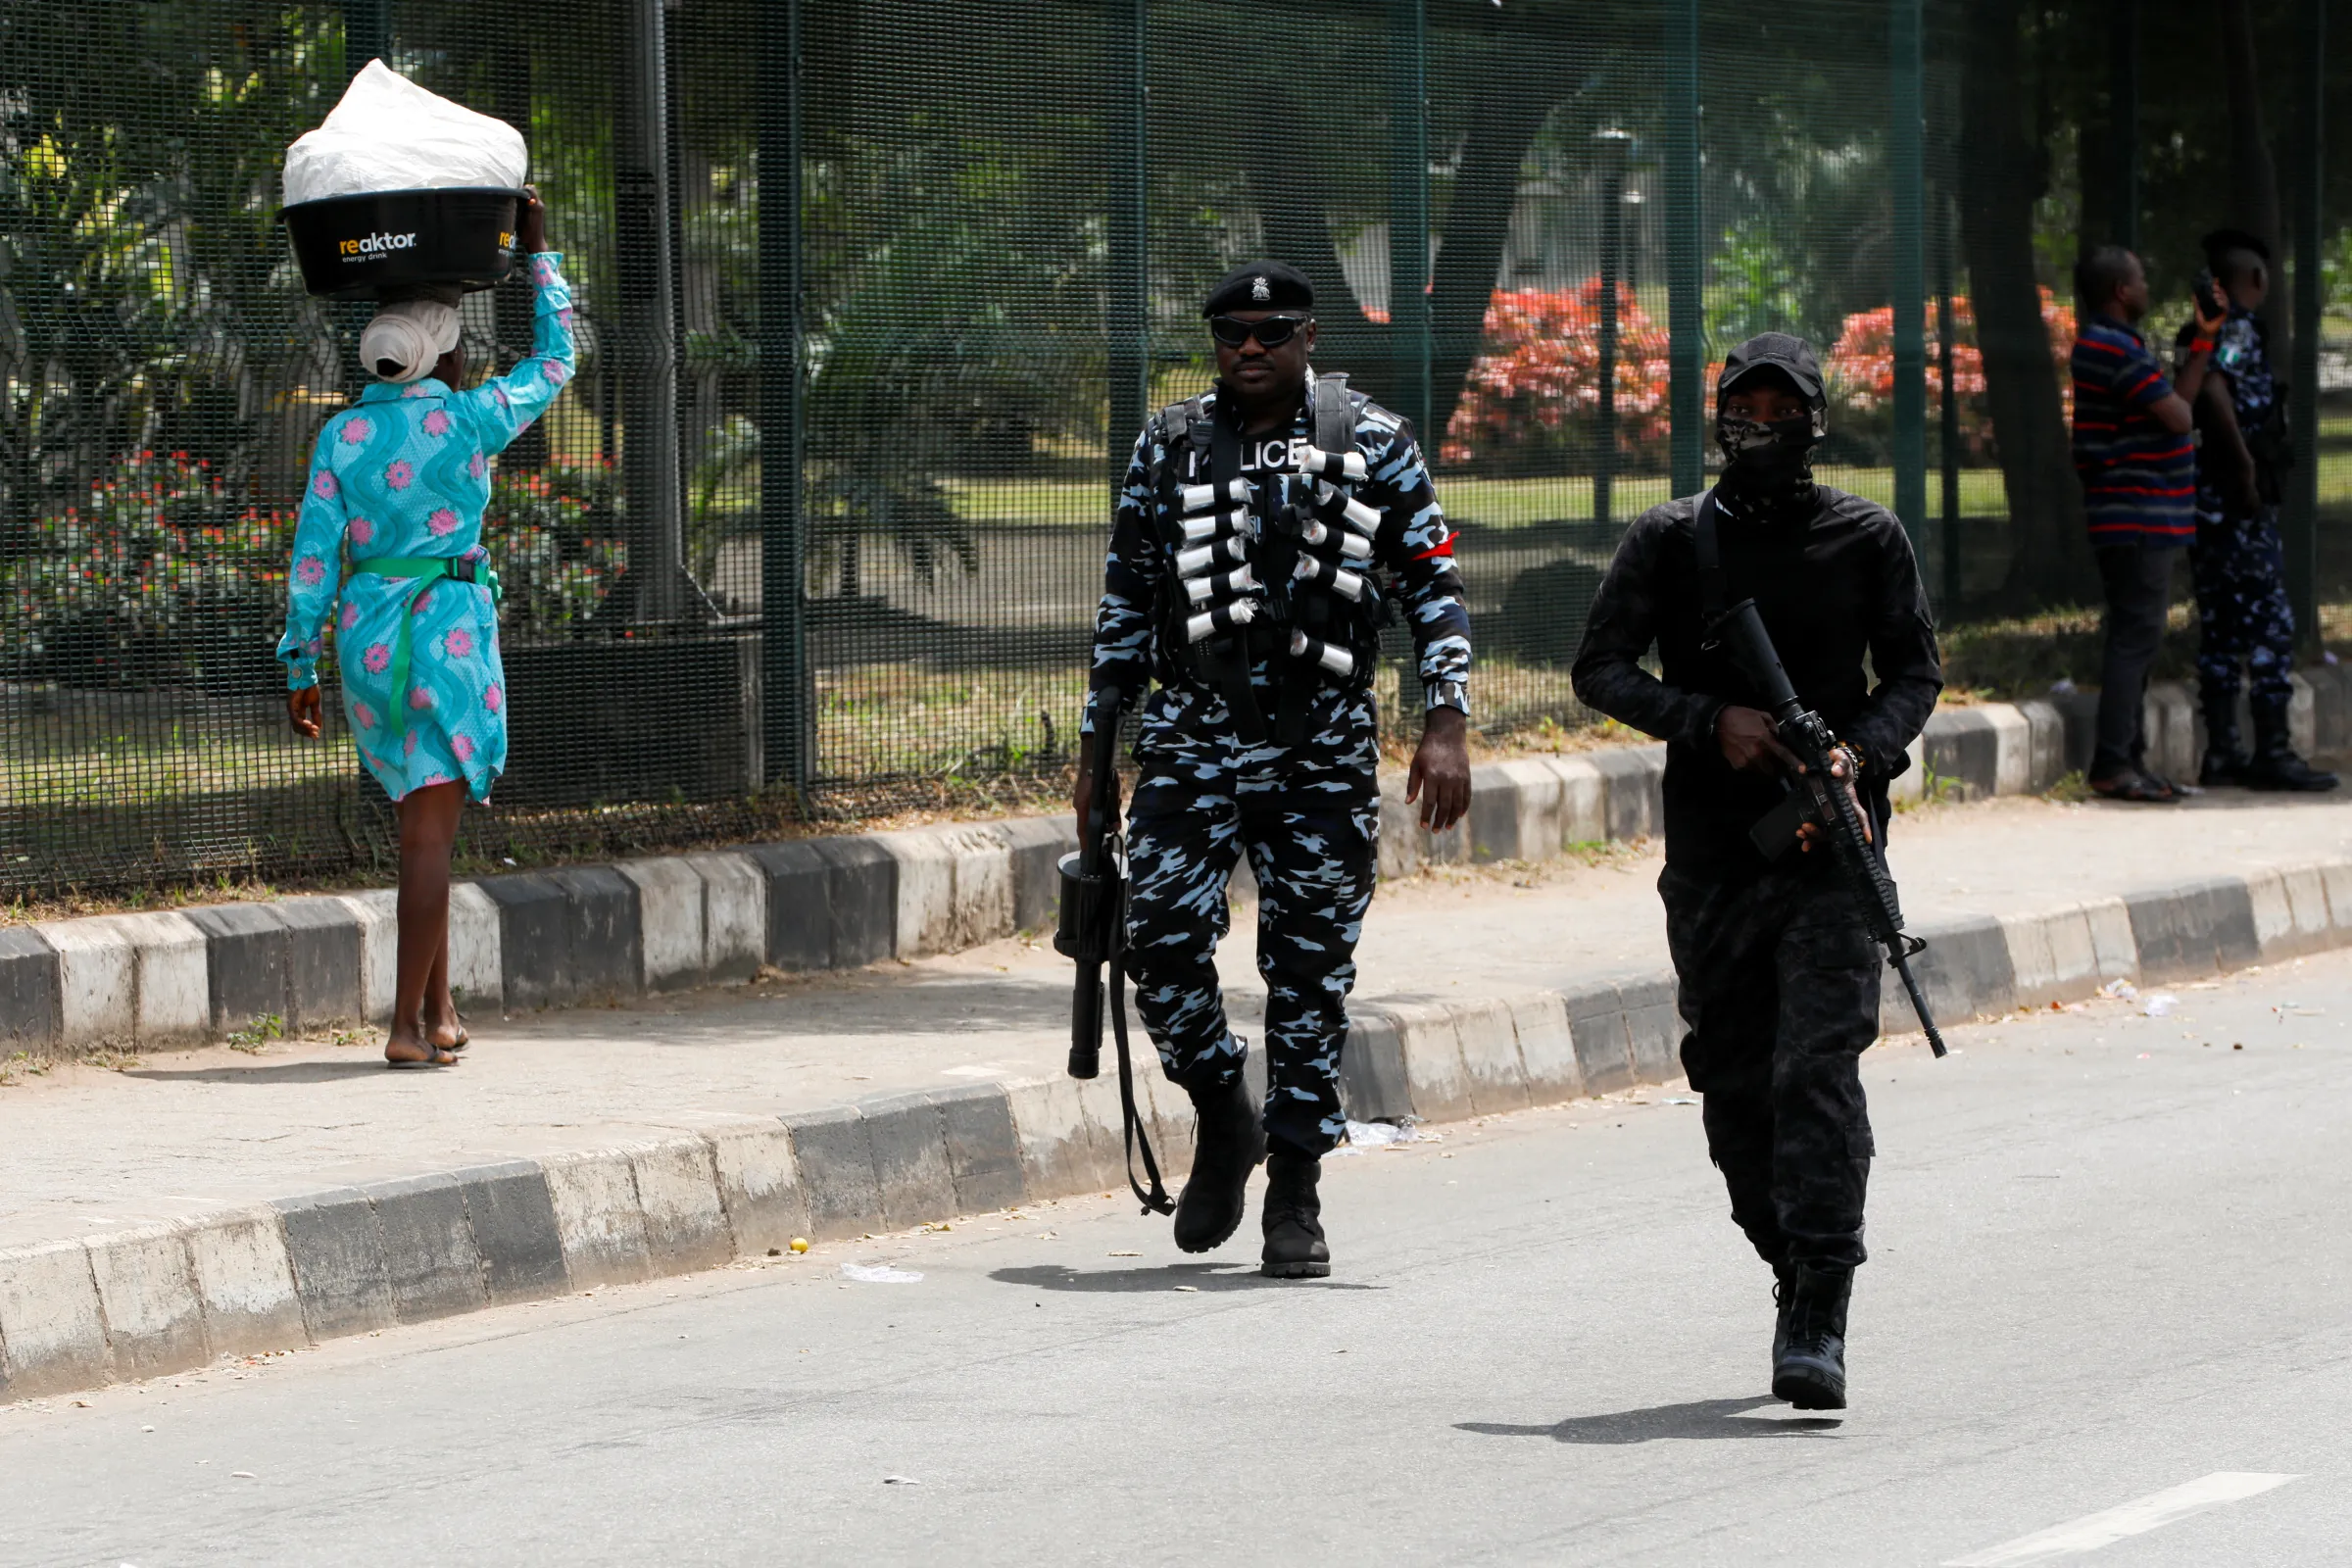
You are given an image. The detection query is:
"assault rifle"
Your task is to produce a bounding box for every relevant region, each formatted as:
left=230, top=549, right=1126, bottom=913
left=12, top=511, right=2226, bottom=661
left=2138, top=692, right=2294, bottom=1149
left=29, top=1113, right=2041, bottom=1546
left=1709, top=598, right=1948, bottom=1058
left=1054, top=689, right=1176, bottom=1212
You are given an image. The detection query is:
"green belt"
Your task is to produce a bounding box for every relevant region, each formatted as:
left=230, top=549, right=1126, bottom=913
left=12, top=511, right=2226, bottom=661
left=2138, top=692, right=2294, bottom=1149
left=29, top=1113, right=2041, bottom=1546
left=349, top=556, right=502, bottom=742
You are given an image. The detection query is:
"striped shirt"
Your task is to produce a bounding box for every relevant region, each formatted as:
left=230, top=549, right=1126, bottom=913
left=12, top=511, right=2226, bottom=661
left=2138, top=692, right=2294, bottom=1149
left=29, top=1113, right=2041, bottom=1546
left=2071, top=314, right=2195, bottom=543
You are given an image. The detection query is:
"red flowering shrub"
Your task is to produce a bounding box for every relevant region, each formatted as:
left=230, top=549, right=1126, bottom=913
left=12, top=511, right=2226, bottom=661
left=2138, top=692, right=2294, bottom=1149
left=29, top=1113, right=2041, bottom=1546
left=1442, top=279, right=1672, bottom=469
left=1823, top=288, right=2075, bottom=459
left=1444, top=281, right=2081, bottom=471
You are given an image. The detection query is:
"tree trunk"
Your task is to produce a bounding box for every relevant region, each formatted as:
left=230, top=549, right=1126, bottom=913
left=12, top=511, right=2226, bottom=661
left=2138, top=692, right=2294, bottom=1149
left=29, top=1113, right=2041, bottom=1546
left=1248, top=93, right=1552, bottom=447
left=1427, top=98, right=1553, bottom=451
left=1960, top=0, right=2093, bottom=610
left=2220, top=0, right=2288, bottom=358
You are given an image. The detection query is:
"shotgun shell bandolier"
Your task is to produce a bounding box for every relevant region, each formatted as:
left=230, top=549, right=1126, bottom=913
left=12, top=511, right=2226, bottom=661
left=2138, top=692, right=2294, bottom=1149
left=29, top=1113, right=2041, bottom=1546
left=1148, top=373, right=1394, bottom=745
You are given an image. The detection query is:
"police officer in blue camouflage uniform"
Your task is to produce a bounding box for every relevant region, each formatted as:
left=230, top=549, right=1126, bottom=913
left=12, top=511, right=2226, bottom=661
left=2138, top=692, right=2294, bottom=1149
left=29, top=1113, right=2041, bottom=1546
left=1075, top=260, right=1473, bottom=1279
left=2179, top=228, right=2336, bottom=791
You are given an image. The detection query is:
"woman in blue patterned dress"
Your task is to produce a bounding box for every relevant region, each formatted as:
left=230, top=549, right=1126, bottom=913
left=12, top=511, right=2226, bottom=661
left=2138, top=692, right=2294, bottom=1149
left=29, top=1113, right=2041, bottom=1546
left=279, top=191, right=573, bottom=1067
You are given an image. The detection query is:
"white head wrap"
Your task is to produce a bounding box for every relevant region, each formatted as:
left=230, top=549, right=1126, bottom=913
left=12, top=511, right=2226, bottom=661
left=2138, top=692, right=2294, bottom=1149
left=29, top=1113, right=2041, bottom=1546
left=360, top=298, right=462, bottom=383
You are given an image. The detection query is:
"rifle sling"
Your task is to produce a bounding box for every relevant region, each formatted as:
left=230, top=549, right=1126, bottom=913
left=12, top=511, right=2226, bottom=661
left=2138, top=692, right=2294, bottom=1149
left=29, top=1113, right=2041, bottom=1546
left=1105, top=826, right=1174, bottom=1215
left=1691, top=486, right=1730, bottom=627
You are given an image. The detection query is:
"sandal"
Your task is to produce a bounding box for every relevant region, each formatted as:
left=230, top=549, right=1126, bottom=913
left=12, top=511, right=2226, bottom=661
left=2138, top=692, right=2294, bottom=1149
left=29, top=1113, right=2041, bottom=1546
left=386, top=1039, right=460, bottom=1069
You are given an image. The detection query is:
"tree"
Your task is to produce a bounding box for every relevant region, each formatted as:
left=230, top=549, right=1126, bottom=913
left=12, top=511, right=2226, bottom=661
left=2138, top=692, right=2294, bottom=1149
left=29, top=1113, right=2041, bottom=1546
left=1960, top=0, right=2094, bottom=610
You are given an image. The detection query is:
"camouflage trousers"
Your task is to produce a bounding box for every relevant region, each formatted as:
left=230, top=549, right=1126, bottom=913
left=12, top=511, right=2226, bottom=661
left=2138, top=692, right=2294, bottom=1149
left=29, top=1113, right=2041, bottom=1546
left=2191, top=508, right=2296, bottom=735
left=1123, top=686, right=1381, bottom=1158
left=1659, top=860, right=1879, bottom=1274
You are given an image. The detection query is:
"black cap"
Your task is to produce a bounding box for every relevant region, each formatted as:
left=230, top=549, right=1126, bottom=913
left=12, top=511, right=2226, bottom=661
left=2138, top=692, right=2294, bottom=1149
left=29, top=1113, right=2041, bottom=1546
left=1202, top=260, right=1314, bottom=317
left=1717, top=332, right=1825, bottom=409
left=2201, top=226, right=2273, bottom=266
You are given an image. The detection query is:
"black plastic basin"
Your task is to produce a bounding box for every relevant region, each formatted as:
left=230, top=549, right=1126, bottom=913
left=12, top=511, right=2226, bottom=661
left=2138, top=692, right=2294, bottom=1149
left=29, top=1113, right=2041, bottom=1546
left=281, top=187, right=525, bottom=301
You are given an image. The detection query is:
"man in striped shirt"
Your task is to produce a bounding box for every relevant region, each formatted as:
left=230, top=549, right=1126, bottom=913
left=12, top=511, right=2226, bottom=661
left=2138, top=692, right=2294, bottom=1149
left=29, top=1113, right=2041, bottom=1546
left=2071, top=245, right=2220, bottom=801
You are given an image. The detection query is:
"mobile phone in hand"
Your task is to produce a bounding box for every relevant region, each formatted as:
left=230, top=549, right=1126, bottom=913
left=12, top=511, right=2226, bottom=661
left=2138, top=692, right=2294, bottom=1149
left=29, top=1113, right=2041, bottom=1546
left=2192, top=268, right=2226, bottom=321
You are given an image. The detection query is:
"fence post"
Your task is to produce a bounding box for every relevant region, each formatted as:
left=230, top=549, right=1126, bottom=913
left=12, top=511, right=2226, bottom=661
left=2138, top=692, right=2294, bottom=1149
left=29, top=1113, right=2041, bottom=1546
left=759, top=0, right=809, bottom=797
left=1388, top=0, right=1431, bottom=439
left=338, top=0, right=395, bottom=389
left=1936, top=194, right=1963, bottom=612
left=342, top=0, right=390, bottom=74
left=1106, top=0, right=1149, bottom=484
left=2111, top=0, right=2141, bottom=251
left=1666, top=0, right=1704, bottom=499
left=2286, top=0, right=2326, bottom=644
left=1890, top=0, right=1927, bottom=550
left=616, top=0, right=687, bottom=622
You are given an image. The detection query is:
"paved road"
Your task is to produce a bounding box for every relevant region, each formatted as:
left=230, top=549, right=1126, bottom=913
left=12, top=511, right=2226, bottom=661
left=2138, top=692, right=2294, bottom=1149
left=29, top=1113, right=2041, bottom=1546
left=6, top=953, right=2350, bottom=1565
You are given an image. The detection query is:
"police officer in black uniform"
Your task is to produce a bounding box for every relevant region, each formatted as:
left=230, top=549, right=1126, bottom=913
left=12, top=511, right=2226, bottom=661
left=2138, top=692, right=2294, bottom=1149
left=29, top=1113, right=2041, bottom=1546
left=1571, top=334, right=1942, bottom=1408
left=1077, top=260, right=1473, bottom=1278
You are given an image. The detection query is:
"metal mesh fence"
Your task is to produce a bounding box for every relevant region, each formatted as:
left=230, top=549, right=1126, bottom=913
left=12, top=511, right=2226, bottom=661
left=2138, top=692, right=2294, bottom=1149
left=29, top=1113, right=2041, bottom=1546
left=1, top=0, right=2341, bottom=898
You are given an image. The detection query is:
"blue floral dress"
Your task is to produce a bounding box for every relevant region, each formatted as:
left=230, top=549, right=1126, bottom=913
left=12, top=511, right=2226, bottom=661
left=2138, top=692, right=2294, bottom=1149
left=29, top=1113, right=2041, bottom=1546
left=277, top=253, right=575, bottom=803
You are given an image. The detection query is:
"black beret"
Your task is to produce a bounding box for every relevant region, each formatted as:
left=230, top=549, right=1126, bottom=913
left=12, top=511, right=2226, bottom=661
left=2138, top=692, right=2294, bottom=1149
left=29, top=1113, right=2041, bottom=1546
left=2201, top=226, right=2273, bottom=265
left=1201, top=260, right=1314, bottom=317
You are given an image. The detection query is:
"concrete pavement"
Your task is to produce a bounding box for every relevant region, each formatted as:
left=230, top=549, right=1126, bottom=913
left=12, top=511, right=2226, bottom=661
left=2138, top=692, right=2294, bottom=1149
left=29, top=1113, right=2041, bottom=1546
left=2, top=950, right=2347, bottom=1565
left=5, top=788, right=2350, bottom=1247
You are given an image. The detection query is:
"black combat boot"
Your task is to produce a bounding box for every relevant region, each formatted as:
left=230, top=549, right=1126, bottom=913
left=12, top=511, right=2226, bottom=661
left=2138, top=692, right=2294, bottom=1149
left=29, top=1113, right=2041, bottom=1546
left=1171, top=1072, right=1265, bottom=1253
left=2199, top=702, right=2250, bottom=787
left=2244, top=748, right=2339, bottom=791
left=2244, top=707, right=2338, bottom=791
left=1771, top=1264, right=1851, bottom=1410
left=1259, top=1151, right=1330, bottom=1278
left=1769, top=1260, right=1795, bottom=1369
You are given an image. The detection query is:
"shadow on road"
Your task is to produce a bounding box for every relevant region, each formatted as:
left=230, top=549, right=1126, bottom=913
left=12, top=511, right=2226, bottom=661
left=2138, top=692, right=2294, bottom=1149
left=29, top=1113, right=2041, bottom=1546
left=1457, top=1396, right=1840, bottom=1444
left=991, top=1261, right=1381, bottom=1294
left=124, top=1059, right=394, bottom=1085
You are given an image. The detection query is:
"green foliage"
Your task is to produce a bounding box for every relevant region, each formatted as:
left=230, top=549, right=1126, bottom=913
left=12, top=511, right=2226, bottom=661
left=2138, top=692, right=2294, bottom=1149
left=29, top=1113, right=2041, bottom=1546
left=225, top=1011, right=284, bottom=1053
left=1707, top=217, right=1810, bottom=349
left=801, top=131, right=1103, bottom=593
left=0, top=450, right=293, bottom=687
left=484, top=463, right=629, bottom=638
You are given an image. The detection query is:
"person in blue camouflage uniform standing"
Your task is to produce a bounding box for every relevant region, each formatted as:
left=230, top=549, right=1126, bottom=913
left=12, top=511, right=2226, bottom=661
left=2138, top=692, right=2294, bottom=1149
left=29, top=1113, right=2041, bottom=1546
left=2177, top=228, right=2335, bottom=791
left=1076, top=260, right=1472, bottom=1278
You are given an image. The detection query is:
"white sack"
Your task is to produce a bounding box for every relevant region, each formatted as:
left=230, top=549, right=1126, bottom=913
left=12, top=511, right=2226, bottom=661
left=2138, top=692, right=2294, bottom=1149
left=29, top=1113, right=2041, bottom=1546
left=282, top=59, right=527, bottom=208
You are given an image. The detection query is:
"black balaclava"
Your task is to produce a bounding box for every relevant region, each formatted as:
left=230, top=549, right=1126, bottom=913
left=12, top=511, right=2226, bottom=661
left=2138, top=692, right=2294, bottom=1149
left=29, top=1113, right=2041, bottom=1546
left=1715, top=332, right=1827, bottom=526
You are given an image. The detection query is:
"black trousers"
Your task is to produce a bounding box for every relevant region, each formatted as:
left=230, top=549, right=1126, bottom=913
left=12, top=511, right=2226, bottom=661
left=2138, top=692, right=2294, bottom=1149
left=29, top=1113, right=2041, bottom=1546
left=1659, top=861, right=1879, bottom=1274
left=2092, top=540, right=2180, bottom=780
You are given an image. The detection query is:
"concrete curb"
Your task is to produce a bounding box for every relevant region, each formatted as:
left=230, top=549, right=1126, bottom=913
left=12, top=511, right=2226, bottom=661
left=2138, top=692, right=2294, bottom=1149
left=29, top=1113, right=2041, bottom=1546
left=9, top=852, right=2352, bottom=1403
left=14, top=670, right=2351, bottom=1057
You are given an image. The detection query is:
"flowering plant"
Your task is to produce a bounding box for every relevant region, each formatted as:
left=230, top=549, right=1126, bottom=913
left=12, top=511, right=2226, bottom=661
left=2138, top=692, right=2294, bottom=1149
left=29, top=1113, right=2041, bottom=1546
left=0, top=450, right=293, bottom=686
left=484, top=460, right=628, bottom=638
left=1441, top=280, right=1673, bottom=470
left=1822, top=288, right=2075, bottom=459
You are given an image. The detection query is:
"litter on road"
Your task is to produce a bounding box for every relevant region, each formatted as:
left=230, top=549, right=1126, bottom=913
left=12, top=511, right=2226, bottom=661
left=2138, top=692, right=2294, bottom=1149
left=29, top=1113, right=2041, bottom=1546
left=840, top=1263, right=922, bottom=1284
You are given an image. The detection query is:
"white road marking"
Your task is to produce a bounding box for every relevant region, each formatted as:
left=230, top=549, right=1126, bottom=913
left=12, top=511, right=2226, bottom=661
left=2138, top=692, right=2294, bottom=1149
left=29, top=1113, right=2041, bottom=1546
left=1945, top=1472, right=2301, bottom=1566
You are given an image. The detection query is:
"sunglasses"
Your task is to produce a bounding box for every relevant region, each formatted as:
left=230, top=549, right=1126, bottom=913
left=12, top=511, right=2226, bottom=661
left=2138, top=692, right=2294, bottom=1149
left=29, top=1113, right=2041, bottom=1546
left=1209, top=314, right=1309, bottom=349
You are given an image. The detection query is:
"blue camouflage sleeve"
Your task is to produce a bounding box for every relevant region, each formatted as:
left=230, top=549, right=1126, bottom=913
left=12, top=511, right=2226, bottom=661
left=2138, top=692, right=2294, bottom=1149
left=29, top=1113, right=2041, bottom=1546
left=2211, top=315, right=2259, bottom=378
left=1364, top=413, right=1471, bottom=715
left=1083, top=424, right=1161, bottom=732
